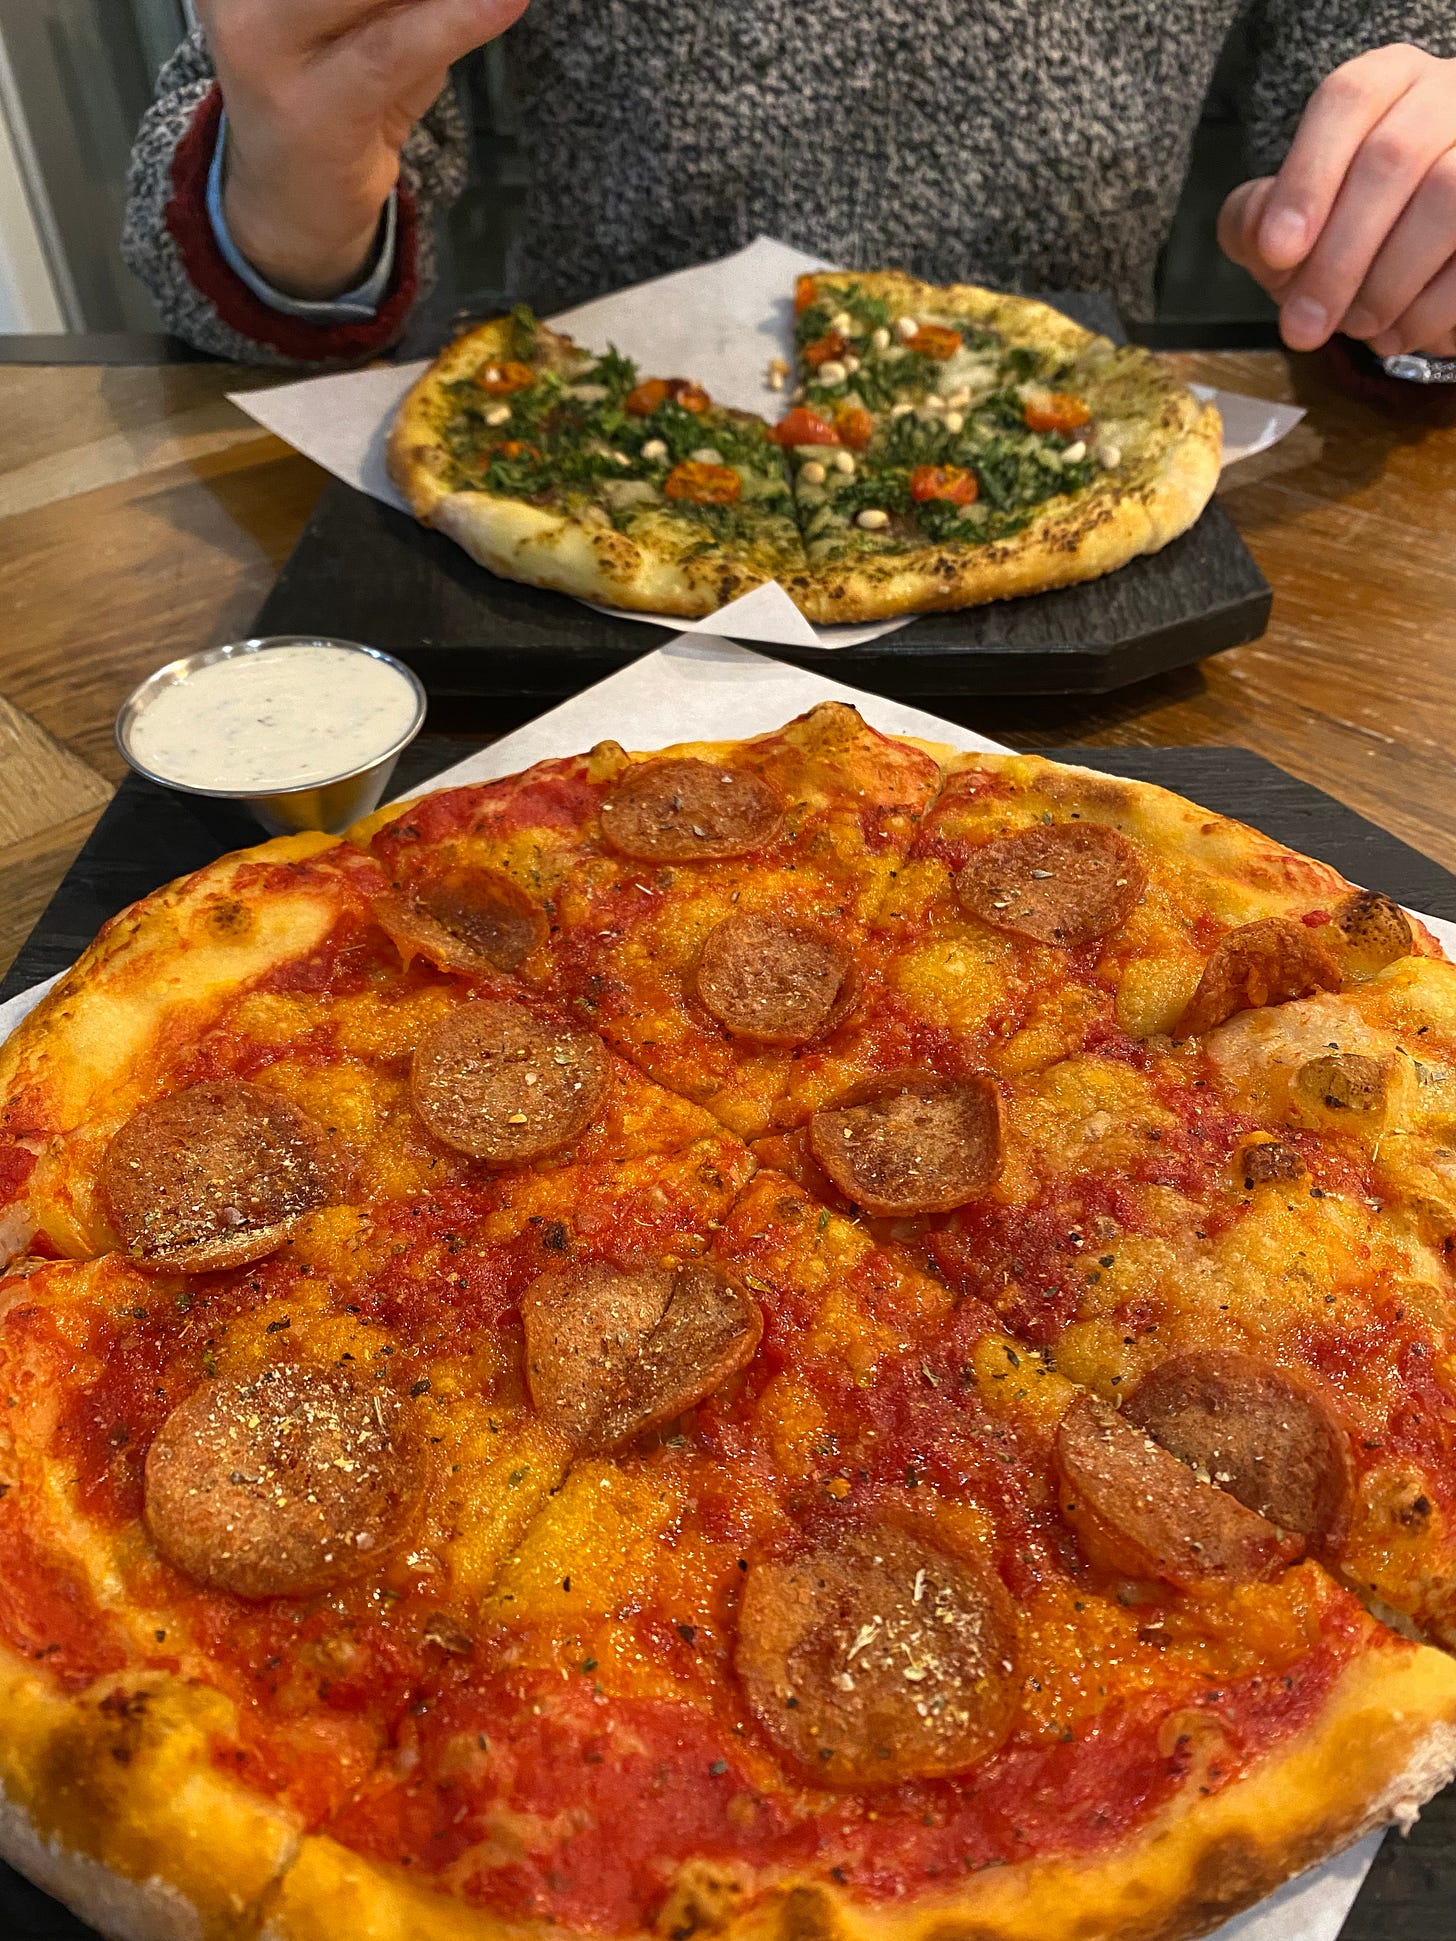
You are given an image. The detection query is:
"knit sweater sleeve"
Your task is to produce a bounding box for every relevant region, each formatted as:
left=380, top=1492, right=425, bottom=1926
left=120, top=27, right=471, bottom=367
left=1242, top=2, right=1456, bottom=176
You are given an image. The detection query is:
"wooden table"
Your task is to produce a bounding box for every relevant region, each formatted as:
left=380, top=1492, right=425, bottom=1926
left=0, top=346, right=1453, bottom=982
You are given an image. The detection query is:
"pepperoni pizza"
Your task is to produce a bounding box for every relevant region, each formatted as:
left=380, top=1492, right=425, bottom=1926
left=2, top=707, right=1456, bottom=1941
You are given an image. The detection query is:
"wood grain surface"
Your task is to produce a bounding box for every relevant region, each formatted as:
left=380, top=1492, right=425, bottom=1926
left=0, top=342, right=1452, bottom=983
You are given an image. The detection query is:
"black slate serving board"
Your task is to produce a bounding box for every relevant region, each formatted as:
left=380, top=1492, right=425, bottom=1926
left=1, top=744, right=1451, bottom=1941
left=252, top=292, right=1271, bottom=701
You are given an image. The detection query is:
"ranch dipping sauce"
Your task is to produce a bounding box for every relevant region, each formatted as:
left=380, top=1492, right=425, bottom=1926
left=125, top=642, right=423, bottom=793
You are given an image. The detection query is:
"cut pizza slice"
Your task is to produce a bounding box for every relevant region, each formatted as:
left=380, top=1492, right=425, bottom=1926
left=250, top=1171, right=1456, bottom=1941
left=353, top=702, right=950, bottom=1140
left=389, top=308, right=808, bottom=618
left=0, top=1053, right=755, bottom=1926
left=780, top=270, right=1221, bottom=622
left=0, top=821, right=761, bottom=1288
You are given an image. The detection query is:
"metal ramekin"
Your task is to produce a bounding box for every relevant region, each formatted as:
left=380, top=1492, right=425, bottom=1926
left=116, top=636, right=427, bottom=837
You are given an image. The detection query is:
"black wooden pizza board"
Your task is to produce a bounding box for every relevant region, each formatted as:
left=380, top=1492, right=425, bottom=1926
left=0, top=744, right=1450, bottom=1941
left=251, top=294, right=1271, bottom=701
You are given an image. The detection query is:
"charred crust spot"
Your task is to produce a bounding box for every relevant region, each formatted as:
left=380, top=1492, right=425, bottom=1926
left=775, top=1887, right=842, bottom=1941
left=808, top=1073, right=1002, bottom=1216
left=601, top=759, right=784, bottom=862
left=410, top=999, right=609, bottom=1164
left=655, top=1861, right=753, bottom=1939
left=99, top=1083, right=336, bottom=1274
left=1176, top=918, right=1341, bottom=1038
left=735, top=1527, right=1019, bottom=1788
left=694, top=913, right=857, bottom=1045
left=1332, top=889, right=1413, bottom=975
left=143, top=1363, right=422, bottom=1599
left=522, top=1259, right=762, bottom=1452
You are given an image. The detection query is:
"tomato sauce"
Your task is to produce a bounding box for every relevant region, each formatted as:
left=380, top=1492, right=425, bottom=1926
left=328, top=1620, right=1362, bottom=1933
left=369, top=762, right=603, bottom=867
left=0, top=1510, right=127, bottom=1689
left=0, top=1140, right=36, bottom=1203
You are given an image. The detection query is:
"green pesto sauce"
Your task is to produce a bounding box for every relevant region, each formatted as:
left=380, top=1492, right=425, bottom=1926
left=794, top=281, right=1096, bottom=552
left=436, top=313, right=796, bottom=560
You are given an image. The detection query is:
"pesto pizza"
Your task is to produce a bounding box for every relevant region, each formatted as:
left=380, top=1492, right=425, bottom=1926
left=387, top=271, right=1220, bottom=623
left=2, top=706, right=1456, bottom=1941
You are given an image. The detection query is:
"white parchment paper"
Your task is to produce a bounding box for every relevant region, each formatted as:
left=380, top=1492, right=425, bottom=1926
left=228, top=238, right=1304, bottom=651
left=1, top=641, right=1439, bottom=1940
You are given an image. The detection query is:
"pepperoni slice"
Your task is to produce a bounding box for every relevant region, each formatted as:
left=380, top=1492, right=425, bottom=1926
left=521, top=1260, right=762, bottom=1452
left=1124, top=1353, right=1354, bottom=1549
left=100, top=1083, right=335, bottom=1274
left=1055, top=1394, right=1303, bottom=1591
left=1332, top=889, right=1413, bottom=976
left=954, top=823, right=1147, bottom=948
left=410, top=1001, right=609, bottom=1164
left=808, top=1074, right=1001, bottom=1216
left=144, top=1365, right=421, bottom=1599
left=600, top=759, right=784, bottom=862
left=694, top=913, right=856, bottom=1044
left=1175, top=918, right=1342, bottom=1039
left=736, top=1528, right=1018, bottom=1786
left=403, top=866, right=546, bottom=974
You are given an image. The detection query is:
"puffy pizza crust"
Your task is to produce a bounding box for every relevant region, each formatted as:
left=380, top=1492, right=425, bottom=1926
left=0, top=1643, right=300, bottom=1941
left=250, top=1639, right=1456, bottom=1941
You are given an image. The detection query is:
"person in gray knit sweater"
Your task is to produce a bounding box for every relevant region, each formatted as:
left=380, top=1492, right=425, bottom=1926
left=121, top=1, right=1456, bottom=369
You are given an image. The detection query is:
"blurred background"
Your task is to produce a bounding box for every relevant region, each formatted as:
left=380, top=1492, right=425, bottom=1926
left=0, top=0, right=1278, bottom=337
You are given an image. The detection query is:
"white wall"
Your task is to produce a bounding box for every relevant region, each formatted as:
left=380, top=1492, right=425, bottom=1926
left=0, top=29, right=64, bottom=331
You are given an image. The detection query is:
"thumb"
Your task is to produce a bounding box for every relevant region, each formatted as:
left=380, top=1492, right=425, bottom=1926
left=1217, top=177, right=1276, bottom=272
left=343, top=0, right=530, bottom=101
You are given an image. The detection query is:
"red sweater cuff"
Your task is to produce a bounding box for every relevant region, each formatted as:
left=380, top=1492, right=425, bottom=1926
left=165, top=88, right=419, bottom=363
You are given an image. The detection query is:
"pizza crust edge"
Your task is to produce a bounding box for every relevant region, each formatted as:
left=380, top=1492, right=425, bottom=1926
left=228, top=1636, right=1456, bottom=1941
left=0, top=1642, right=301, bottom=1941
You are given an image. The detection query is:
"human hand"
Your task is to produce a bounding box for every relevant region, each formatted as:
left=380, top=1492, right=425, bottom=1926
left=1218, top=43, right=1456, bottom=357
left=198, top=0, right=528, bottom=300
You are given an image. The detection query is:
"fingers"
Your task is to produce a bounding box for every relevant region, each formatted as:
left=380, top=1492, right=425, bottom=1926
left=1343, top=149, right=1456, bottom=337
left=1256, top=42, right=1430, bottom=275
left=341, top=0, right=529, bottom=103
left=1369, top=252, right=1456, bottom=357
left=1217, top=177, right=1274, bottom=270
left=1277, top=70, right=1456, bottom=349
left=1219, top=178, right=1299, bottom=308
left=199, top=0, right=398, bottom=59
